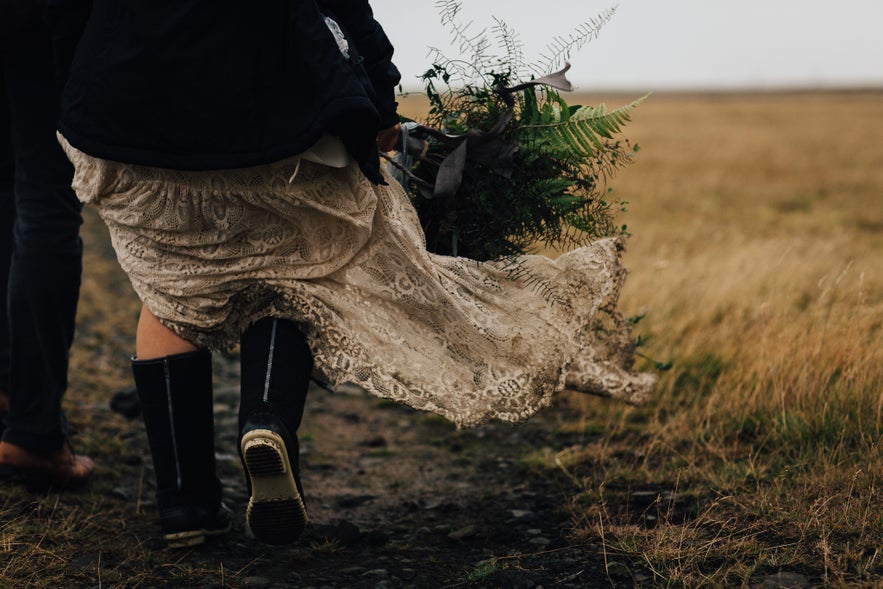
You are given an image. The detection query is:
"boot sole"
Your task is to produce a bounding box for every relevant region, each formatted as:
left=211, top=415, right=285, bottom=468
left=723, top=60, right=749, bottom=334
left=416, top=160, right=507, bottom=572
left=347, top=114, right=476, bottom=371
left=241, top=429, right=307, bottom=545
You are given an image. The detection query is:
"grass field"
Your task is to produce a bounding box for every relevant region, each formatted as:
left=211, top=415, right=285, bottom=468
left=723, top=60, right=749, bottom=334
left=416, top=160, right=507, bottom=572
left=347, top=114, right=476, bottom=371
left=528, top=90, right=883, bottom=587
left=1, top=90, right=880, bottom=587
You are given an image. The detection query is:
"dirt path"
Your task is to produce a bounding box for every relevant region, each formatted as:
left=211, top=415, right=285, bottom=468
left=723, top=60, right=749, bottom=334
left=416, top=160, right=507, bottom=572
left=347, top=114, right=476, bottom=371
left=117, top=353, right=638, bottom=588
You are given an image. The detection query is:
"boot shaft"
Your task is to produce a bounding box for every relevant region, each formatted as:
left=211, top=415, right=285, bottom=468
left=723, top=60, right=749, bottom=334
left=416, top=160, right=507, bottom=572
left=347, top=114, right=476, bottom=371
left=131, top=349, right=221, bottom=507
left=239, top=318, right=313, bottom=435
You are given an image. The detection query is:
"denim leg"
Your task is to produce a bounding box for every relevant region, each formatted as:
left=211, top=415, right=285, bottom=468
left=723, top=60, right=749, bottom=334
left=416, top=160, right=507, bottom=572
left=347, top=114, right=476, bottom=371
left=0, top=81, right=13, bottom=395
left=1, top=22, right=84, bottom=451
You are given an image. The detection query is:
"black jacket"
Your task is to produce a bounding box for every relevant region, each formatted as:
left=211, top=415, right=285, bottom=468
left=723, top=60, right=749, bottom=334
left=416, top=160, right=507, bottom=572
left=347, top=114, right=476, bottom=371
left=2, top=0, right=91, bottom=85
left=58, top=0, right=401, bottom=183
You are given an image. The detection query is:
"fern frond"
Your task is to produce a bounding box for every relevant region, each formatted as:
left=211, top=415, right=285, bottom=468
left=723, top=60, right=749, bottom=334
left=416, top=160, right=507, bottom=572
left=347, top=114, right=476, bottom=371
left=434, top=0, right=493, bottom=79
left=525, top=94, right=647, bottom=157
left=533, top=6, right=618, bottom=75
left=491, top=17, right=530, bottom=82
left=435, top=0, right=460, bottom=25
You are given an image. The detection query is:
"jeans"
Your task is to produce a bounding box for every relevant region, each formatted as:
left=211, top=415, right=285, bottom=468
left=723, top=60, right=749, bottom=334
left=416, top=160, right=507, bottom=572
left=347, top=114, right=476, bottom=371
left=0, top=18, right=84, bottom=451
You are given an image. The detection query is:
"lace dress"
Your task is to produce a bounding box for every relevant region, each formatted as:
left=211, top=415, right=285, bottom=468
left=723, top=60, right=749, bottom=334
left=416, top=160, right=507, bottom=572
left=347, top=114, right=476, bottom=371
left=60, top=136, right=655, bottom=427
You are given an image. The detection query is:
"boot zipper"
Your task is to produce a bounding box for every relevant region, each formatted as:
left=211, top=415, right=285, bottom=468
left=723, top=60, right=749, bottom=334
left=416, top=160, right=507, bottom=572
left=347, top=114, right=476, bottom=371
left=263, top=319, right=278, bottom=404
left=163, top=357, right=183, bottom=491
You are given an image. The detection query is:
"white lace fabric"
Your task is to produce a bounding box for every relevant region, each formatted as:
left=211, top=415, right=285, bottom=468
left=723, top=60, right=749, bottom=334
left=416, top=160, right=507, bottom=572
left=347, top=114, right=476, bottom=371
left=60, top=135, right=655, bottom=427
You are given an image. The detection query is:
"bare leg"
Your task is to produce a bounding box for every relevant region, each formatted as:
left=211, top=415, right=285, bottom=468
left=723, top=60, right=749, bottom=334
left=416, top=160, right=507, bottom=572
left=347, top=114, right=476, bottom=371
left=136, top=305, right=198, bottom=360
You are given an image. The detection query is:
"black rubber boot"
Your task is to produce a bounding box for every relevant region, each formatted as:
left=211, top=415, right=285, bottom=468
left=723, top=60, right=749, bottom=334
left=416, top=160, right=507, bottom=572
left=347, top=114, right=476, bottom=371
left=131, top=349, right=231, bottom=548
left=239, top=318, right=312, bottom=545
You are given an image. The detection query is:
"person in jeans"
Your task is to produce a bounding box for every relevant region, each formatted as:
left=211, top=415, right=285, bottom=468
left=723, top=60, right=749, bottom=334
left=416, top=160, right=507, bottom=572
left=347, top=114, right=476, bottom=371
left=0, top=0, right=94, bottom=487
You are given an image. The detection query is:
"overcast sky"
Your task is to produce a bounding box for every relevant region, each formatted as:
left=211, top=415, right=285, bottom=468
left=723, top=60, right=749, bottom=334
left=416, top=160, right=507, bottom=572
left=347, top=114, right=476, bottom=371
left=371, top=0, right=883, bottom=92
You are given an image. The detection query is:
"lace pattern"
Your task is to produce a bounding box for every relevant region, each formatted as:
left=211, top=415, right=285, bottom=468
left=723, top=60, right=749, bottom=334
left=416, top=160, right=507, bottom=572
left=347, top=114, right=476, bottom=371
left=61, top=135, right=655, bottom=426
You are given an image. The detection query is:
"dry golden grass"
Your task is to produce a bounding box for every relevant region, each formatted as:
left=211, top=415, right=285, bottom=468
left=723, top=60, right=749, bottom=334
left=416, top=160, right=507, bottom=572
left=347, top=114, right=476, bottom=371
left=613, top=92, right=882, bottom=448
left=531, top=91, right=883, bottom=587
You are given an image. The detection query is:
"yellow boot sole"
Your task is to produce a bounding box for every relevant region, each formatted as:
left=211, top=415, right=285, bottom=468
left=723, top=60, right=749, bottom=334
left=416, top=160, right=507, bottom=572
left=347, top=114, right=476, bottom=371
left=241, top=429, right=307, bottom=545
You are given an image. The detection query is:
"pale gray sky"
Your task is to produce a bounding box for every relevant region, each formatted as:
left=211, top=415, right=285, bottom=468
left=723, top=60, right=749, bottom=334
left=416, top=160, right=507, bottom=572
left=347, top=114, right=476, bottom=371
left=372, top=0, right=883, bottom=91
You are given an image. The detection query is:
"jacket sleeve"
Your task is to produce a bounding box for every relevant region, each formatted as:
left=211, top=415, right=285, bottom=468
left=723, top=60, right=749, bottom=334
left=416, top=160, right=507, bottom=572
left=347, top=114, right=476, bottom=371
left=317, top=0, right=402, bottom=128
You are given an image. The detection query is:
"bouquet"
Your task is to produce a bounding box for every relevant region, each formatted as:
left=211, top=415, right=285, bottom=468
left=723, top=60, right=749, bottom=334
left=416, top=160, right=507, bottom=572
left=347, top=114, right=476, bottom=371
left=386, top=1, right=646, bottom=261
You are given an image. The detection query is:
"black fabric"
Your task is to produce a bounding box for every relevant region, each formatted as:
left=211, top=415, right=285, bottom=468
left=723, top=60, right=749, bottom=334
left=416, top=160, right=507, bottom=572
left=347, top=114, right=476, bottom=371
left=318, top=0, right=400, bottom=129
left=58, top=0, right=401, bottom=184
left=239, top=317, right=312, bottom=438
left=131, top=350, right=222, bottom=509
left=0, top=0, right=42, bottom=39
left=0, top=15, right=84, bottom=451
left=43, top=0, right=93, bottom=86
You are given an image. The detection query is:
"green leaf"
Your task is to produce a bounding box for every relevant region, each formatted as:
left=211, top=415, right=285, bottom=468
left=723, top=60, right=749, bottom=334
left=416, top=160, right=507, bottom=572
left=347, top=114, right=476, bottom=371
left=525, top=95, right=648, bottom=158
